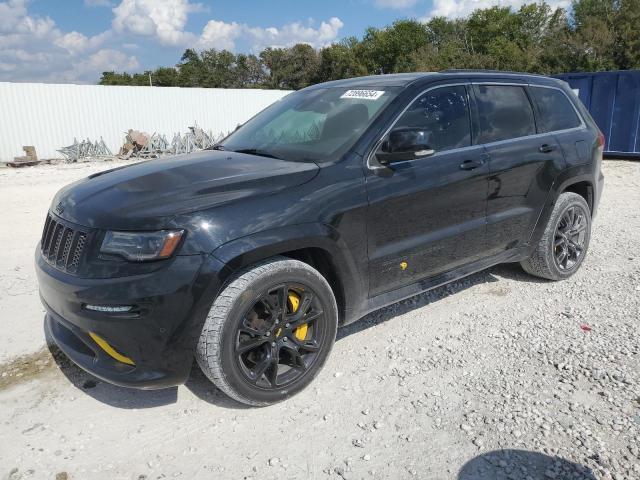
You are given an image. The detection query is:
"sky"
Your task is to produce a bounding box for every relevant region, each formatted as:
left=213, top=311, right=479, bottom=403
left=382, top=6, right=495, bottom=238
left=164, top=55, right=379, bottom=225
left=0, top=0, right=571, bottom=84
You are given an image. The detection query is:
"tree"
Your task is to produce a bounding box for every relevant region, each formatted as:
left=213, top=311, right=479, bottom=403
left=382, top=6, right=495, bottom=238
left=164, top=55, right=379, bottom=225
left=317, top=39, right=366, bottom=82
left=177, top=48, right=206, bottom=87
left=613, top=0, right=640, bottom=69
left=99, top=71, right=134, bottom=85
left=261, top=44, right=320, bottom=89
left=357, top=20, right=431, bottom=73
left=100, top=0, right=637, bottom=89
left=234, top=53, right=267, bottom=88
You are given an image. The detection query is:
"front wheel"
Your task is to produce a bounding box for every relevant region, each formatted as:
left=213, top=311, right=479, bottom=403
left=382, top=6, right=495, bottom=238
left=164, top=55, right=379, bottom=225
left=196, top=257, right=338, bottom=406
left=521, top=192, right=591, bottom=281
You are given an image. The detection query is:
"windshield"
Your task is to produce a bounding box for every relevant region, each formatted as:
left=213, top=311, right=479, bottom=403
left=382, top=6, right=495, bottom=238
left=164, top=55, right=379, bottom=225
left=220, top=87, right=399, bottom=163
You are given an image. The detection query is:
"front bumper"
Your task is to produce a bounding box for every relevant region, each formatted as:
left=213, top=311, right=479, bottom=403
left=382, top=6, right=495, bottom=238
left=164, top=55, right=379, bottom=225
left=37, top=249, right=230, bottom=389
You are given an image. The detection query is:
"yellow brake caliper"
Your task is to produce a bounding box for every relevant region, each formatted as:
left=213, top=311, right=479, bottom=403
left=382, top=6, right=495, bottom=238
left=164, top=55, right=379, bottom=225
left=287, top=291, right=308, bottom=341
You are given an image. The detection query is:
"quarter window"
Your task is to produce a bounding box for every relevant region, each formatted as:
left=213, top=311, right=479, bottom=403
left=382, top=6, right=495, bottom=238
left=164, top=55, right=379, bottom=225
left=393, top=85, right=472, bottom=153
left=474, top=85, right=536, bottom=143
left=529, top=86, right=581, bottom=133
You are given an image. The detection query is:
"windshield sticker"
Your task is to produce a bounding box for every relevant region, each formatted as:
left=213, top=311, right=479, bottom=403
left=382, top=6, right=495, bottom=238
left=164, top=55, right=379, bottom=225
left=341, top=90, right=385, bottom=100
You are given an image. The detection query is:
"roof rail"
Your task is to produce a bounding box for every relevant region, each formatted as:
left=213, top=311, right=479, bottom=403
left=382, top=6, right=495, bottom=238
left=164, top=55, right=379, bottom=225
left=439, top=69, right=547, bottom=77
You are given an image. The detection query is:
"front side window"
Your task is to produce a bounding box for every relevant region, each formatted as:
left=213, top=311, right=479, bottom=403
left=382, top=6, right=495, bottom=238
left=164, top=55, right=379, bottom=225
left=529, top=86, right=582, bottom=133
left=393, top=85, right=472, bottom=153
left=220, top=87, right=399, bottom=163
left=474, top=85, right=536, bottom=143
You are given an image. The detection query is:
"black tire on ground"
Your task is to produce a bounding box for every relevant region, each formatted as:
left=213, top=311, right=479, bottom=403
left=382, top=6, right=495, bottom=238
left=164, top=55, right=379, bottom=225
left=521, top=192, right=592, bottom=281
left=196, top=256, right=338, bottom=406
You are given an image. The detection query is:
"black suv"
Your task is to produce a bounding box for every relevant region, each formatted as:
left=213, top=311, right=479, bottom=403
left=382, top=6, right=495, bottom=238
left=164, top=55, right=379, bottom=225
left=37, top=71, right=604, bottom=406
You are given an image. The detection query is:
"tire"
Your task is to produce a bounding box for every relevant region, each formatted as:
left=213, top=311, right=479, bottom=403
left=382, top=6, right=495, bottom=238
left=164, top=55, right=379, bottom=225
left=521, top=192, right=591, bottom=281
left=196, top=256, right=338, bottom=406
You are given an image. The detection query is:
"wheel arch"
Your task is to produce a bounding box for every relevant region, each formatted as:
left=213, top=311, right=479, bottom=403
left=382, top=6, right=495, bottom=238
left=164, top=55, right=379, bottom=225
left=211, top=223, right=366, bottom=324
left=560, top=180, right=594, bottom=215
left=527, top=169, right=594, bottom=254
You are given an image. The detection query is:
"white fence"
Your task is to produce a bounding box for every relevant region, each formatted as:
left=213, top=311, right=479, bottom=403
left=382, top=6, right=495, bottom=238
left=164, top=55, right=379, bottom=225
left=0, top=82, right=291, bottom=162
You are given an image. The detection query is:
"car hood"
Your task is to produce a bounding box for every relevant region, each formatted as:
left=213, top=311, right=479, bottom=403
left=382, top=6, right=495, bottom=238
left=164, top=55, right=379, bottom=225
left=51, top=150, right=319, bottom=230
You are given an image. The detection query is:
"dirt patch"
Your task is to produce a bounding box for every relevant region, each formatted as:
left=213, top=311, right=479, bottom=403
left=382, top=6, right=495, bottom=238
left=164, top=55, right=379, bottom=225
left=0, top=347, right=57, bottom=390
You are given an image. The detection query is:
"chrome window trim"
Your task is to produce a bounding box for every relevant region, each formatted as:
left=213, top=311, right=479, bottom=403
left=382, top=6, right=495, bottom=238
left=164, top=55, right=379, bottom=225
left=366, top=81, right=588, bottom=170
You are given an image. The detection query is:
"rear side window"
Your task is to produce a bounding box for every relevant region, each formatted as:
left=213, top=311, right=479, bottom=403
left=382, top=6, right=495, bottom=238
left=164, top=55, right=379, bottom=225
left=474, top=85, right=536, bottom=143
left=529, top=86, right=582, bottom=132
left=394, top=85, right=471, bottom=152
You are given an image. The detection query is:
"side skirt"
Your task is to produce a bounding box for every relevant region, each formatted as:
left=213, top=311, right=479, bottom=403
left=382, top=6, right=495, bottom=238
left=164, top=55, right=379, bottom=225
left=346, top=247, right=529, bottom=325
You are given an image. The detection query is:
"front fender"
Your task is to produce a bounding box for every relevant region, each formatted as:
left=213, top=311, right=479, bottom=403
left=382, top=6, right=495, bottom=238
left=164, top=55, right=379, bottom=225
left=211, top=223, right=367, bottom=324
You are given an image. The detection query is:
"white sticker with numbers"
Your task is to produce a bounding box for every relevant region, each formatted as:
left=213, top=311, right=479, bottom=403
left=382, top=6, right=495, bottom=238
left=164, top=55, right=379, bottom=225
left=340, top=89, right=385, bottom=100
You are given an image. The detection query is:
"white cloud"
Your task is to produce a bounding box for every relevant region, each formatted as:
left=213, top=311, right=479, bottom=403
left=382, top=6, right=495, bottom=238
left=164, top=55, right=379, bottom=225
left=374, top=0, right=419, bottom=9
left=75, top=48, right=139, bottom=74
left=0, top=0, right=136, bottom=83
left=199, top=20, right=242, bottom=50
left=200, top=17, right=345, bottom=51
left=112, top=0, right=203, bottom=46
left=55, top=30, right=111, bottom=54
left=0, top=0, right=344, bottom=83
left=425, top=0, right=570, bottom=19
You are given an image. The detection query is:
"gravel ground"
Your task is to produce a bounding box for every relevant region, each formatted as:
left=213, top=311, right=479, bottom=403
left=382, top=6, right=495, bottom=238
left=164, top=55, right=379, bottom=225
left=0, top=159, right=638, bottom=480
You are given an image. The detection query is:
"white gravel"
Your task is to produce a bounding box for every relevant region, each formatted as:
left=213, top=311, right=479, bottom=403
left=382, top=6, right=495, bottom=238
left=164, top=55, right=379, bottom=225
left=0, top=159, right=639, bottom=480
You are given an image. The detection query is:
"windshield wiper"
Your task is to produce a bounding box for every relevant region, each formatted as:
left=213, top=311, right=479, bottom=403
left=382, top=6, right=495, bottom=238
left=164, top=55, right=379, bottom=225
left=207, top=144, right=226, bottom=151
left=232, top=148, right=283, bottom=160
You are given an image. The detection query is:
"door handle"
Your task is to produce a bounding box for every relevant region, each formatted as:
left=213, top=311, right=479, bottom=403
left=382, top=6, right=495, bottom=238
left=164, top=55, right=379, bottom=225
left=539, top=143, right=557, bottom=153
left=459, top=159, right=483, bottom=170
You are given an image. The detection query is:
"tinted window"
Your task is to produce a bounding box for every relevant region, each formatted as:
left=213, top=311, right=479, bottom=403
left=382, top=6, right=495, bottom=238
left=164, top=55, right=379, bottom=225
left=393, top=85, right=471, bottom=152
left=530, top=86, right=581, bottom=132
left=475, top=85, right=536, bottom=143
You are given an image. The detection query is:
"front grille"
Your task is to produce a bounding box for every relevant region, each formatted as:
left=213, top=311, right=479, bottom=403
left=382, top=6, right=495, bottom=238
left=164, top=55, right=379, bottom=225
left=40, top=213, right=88, bottom=274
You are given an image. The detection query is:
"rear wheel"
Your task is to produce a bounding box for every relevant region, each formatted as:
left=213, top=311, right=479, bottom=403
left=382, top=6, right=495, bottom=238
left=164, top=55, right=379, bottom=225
left=196, top=257, right=338, bottom=406
left=521, top=192, right=591, bottom=281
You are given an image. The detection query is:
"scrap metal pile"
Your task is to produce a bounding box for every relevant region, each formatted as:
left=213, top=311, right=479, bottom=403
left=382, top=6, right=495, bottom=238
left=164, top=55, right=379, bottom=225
left=54, top=124, right=228, bottom=163
left=118, top=124, right=227, bottom=159
left=58, top=138, right=112, bottom=163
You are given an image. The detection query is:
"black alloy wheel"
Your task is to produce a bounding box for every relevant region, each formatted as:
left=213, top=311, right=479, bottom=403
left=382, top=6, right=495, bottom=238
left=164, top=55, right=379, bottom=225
left=235, top=283, right=325, bottom=389
left=553, top=204, right=589, bottom=272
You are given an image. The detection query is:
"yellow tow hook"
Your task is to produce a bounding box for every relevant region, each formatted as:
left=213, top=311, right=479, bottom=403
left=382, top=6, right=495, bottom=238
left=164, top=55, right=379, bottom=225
left=287, top=291, right=308, bottom=341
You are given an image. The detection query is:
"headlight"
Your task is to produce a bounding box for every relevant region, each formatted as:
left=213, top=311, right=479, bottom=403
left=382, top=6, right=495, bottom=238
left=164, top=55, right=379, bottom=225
left=100, top=230, right=184, bottom=261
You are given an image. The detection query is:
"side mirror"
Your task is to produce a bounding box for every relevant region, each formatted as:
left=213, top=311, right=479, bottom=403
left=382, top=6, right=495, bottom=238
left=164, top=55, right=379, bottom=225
left=376, top=128, right=435, bottom=165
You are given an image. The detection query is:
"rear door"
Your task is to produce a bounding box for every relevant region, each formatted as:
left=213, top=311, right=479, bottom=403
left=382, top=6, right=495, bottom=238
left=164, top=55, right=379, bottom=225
left=471, top=83, right=565, bottom=256
left=527, top=85, right=589, bottom=166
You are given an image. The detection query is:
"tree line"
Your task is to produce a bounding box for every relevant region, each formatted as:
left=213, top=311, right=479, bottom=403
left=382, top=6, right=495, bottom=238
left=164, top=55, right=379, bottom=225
left=100, top=0, right=640, bottom=90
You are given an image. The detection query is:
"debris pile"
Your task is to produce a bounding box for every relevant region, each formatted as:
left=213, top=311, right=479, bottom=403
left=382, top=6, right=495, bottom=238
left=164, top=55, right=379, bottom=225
left=117, top=124, right=227, bottom=159
left=53, top=124, right=229, bottom=163
left=171, top=124, right=224, bottom=155
left=7, top=146, right=41, bottom=168
left=58, top=138, right=112, bottom=163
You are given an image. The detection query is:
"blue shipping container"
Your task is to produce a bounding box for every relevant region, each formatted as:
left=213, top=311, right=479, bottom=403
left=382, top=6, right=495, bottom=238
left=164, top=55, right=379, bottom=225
left=554, top=70, right=640, bottom=157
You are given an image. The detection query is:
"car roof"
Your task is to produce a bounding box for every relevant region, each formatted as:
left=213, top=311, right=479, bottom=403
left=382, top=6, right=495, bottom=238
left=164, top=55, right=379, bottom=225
left=304, top=73, right=436, bottom=90
left=304, top=70, right=563, bottom=90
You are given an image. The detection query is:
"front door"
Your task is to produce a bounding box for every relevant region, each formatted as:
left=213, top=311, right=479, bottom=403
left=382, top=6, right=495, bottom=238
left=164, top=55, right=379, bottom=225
left=366, top=85, right=489, bottom=297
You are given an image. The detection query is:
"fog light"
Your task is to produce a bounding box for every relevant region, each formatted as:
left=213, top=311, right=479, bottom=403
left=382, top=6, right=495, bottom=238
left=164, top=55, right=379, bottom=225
left=85, top=304, right=133, bottom=313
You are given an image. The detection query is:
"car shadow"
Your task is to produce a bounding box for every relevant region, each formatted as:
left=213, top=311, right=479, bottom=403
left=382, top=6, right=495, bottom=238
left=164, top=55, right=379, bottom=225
left=457, top=449, right=596, bottom=479
left=489, top=262, right=552, bottom=284
left=338, top=267, right=501, bottom=340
